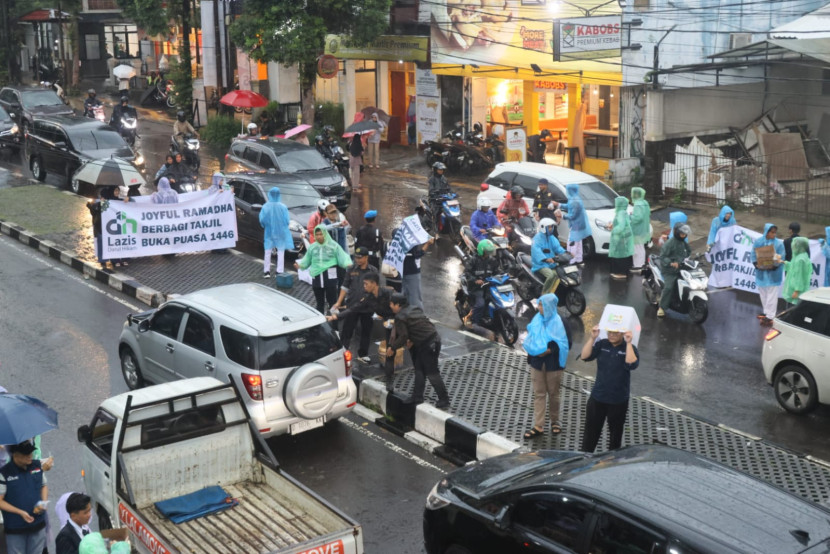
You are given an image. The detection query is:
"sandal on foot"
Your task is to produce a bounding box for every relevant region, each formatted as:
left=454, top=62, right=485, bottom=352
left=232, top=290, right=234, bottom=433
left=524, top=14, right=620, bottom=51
left=551, top=423, right=562, bottom=435
left=524, top=427, right=544, bottom=439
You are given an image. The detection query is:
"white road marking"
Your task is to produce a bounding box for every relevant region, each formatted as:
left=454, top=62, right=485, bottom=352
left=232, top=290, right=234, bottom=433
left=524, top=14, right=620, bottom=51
left=340, top=416, right=447, bottom=473
left=0, top=236, right=141, bottom=311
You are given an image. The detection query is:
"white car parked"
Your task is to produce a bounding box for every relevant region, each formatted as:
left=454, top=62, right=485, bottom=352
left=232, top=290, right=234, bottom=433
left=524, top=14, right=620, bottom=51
left=477, top=162, right=650, bottom=256
left=762, top=287, right=830, bottom=414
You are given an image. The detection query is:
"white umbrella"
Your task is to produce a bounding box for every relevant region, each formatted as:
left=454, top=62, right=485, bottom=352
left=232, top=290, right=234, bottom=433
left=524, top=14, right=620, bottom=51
left=113, top=64, right=137, bottom=79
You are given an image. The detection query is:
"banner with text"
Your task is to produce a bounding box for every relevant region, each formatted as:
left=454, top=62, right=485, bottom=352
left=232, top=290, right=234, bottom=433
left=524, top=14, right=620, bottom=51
left=102, top=190, right=237, bottom=258
left=707, top=225, right=826, bottom=294
left=383, top=215, right=431, bottom=275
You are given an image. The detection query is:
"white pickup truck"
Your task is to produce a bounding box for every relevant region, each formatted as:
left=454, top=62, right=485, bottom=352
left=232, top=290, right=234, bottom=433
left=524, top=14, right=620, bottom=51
left=77, top=377, right=364, bottom=554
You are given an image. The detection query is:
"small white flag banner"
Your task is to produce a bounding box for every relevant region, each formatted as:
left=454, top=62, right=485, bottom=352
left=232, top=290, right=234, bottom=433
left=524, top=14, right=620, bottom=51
left=382, top=215, right=431, bottom=275
left=707, top=224, right=826, bottom=294
left=102, top=190, right=238, bottom=258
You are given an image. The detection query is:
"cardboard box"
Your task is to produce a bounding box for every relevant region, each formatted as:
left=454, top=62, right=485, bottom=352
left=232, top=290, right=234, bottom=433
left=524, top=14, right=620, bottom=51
left=378, top=340, right=405, bottom=368
left=597, top=304, right=642, bottom=347
left=754, top=245, right=777, bottom=269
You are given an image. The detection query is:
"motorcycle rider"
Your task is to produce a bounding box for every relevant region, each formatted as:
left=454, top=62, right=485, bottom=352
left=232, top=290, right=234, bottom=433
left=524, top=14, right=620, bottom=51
left=258, top=112, right=277, bottom=137
left=307, top=199, right=330, bottom=237
left=528, top=129, right=552, bottom=163
left=532, top=178, right=556, bottom=220
left=531, top=217, right=567, bottom=295
left=498, top=185, right=531, bottom=238
left=470, top=198, right=503, bottom=241
left=83, top=88, right=102, bottom=118
left=314, top=135, right=330, bottom=159
left=657, top=223, right=692, bottom=318
left=462, top=239, right=501, bottom=329
left=109, top=95, right=136, bottom=131
left=427, top=161, right=453, bottom=227
left=165, top=152, right=191, bottom=189
left=246, top=122, right=259, bottom=138
left=173, top=110, right=199, bottom=153
left=154, top=154, right=175, bottom=186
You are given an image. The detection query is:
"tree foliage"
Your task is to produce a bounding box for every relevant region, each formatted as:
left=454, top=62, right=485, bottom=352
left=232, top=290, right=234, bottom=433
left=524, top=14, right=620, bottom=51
left=115, top=0, right=181, bottom=36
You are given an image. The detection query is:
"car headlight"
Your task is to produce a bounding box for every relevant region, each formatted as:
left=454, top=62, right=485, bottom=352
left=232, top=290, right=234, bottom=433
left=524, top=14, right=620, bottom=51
left=595, top=218, right=610, bottom=230
left=135, top=155, right=144, bottom=166
left=341, top=178, right=348, bottom=189
left=425, top=481, right=451, bottom=510
left=288, top=220, right=303, bottom=232
left=184, top=183, right=194, bottom=192
left=10, top=124, right=19, bottom=135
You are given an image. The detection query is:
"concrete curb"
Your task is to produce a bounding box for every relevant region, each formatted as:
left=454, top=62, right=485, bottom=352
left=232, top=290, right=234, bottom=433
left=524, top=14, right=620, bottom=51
left=356, top=378, right=523, bottom=463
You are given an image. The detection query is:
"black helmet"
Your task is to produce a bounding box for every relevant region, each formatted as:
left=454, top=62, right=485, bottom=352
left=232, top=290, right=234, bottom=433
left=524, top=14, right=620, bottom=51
left=176, top=110, right=186, bottom=122
left=120, top=95, right=129, bottom=103
left=510, top=185, right=523, bottom=199
left=432, top=161, right=446, bottom=171
left=473, top=122, right=483, bottom=133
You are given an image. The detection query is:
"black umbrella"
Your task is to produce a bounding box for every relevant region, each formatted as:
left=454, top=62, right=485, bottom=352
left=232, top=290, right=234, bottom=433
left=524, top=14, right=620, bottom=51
left=343, top=120, right=381, bottom=138
left=0, top=394, right=59, bottom=445
left=73, top=157, right=146, bottom=188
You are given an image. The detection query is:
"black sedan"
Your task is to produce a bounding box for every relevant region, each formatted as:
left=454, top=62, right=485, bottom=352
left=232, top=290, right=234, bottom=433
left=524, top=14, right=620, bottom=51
left=225, top=172, right=323, bottom=254
left=224, top=137, right=351, bottom=210
left=424, top=445, right=830, bottom=554
left=0, top=86, right=74, bottom=134
left=0, top=104, right=21, bottom=153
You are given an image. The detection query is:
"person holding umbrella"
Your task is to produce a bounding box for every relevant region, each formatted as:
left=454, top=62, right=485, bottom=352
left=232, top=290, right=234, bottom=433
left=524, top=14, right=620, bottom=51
left=0, top=440, right=49, bottom=554
left=87, top=187, right=114, bottom=269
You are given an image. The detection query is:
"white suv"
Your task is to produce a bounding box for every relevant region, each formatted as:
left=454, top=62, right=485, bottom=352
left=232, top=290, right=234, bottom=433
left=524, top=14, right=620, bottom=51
left=118, top=283, right=356, bottom=437
left=478, top=162, right=650, bottom=256
left=762, top=287, right=830, bottom=414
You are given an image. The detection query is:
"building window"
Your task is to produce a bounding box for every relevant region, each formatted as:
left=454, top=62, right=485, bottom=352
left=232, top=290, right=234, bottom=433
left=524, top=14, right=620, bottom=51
left=87, top=0, right=119, bottom=9
left=105, top=24, right=138, bottom=59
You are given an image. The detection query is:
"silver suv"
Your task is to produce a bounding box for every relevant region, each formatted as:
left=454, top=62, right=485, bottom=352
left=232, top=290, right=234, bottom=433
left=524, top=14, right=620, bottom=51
left=118, top=283, right=356, bottom=437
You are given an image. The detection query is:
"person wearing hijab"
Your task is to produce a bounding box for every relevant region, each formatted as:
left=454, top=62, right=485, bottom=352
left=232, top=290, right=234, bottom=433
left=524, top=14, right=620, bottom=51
left=607, top=197, right=635, bottom=279
left=294, top=225, right=353, bottom=314
left=209, top=171, right=227, bottom=193
left=629, top=187, right=650, bottom=271
left=259, top=187, right=293, bottom=279
left=820, top=227, right=830, bottom=288
left=751, top=223, right=785, bottom=325
left=154, top=154, right=174, bottom=186
left=522, top=294, right=572, bottom=439
left=151, top=177, right=179, bottom=204
left=366, top=113, right=385, bottom=168
left=707, top=205, right=736, bottom=252
left=782, top=237, right=812, bottom=305
left=555, top=183, right=592, bottom=264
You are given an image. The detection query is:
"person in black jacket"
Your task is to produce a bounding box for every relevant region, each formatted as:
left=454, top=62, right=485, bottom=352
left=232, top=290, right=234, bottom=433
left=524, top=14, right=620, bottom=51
left=463, top=239, right=500, bottom=327
left=349, top=134, right=364, bottom=190
left=783, top=221, right=811, bottom=262
left=355, top=210, right=384, bottom=269
left=527, top=129, right=551, bottom=163
left=388, top=294, right=451, bottom=408
left=55, top=493, right=92, bottom=554
left=532, top=178, right=556, bottom=220
left=327, top=273, right=394, bottom=367
left=330, top=247, right=378, bottom=362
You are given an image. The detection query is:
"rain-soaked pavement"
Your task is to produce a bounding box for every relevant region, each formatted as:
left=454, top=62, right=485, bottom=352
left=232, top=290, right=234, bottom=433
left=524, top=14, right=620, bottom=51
left=2, top=110, right=829, bottom=463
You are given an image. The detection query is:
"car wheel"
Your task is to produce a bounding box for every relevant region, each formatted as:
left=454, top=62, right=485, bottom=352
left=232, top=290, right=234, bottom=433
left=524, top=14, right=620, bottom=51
left=30, top=156, right=46, bottom=181
left=774, top=365, right=818, bottom=415
left=582, top=236, right=596, bottom=259
left=446, top=546, right=473, bottom=554
left=120, top=347, right=145, bottom=390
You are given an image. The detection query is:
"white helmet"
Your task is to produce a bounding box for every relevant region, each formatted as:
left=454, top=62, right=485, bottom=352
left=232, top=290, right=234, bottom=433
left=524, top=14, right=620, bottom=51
left=478, top=197, right=492, bottom=210
left=538, top=217, right=556, bottom=228
left=317, top=199, right=330, bottom=212
left=247, top=122, right=258, bottom=132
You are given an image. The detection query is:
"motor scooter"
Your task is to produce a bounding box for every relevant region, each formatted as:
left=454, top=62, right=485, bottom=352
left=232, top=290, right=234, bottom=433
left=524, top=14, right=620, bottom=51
left=504, top=216, right=537, bottom=254
left=85, top=105, right=106, bottom=122
left=320, top=128, right=352, bottom=186
left=642, top=253, right=709, bottom=324
left=419, top=192, right=461, bottom=241
left=171, top=133, right=201, bottom=172
left=459, top=225, right=515, bottom=272
left=454, top=245, right=519, bottom=345
left=514, top=251, right=586, bottom=316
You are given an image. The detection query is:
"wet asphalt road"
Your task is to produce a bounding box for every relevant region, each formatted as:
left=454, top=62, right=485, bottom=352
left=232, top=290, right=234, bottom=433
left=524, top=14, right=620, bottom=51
left=1, top=112, right=829, bottom=464
left=0, top=233, right=452, bottom=553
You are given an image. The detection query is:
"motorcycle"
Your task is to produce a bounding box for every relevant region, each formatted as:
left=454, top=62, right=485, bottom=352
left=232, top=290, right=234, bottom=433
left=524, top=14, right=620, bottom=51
left=320, top=127, right=352, bottom=186
left=453, top=245, right=519, bottom=345
left=642, top=253, right=709, bottom=324
left=460, top=225, right=516, bottom=272
left=117, top=115, right=138, bottom=145
left=424, top=139, right=449, bottom=167
left=419, top=192, right=462, bottom=241
left=514, top=251, right=586, bottom=316
left=85, top=104, right=106, bottom=122
left=171, top=133, right=201, bottom=172
left=484, top=135, right=504, bottom=165
left=505, top=216, right=537, bottom=254
left=168, top=174, right=197, bottom=194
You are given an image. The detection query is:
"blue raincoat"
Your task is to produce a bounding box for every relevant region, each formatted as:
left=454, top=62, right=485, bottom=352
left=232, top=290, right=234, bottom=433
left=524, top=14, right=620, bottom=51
left=470, top=209, right=501, bottom=240
left=151, top=177, right=179, bottom=204
left=559, top=183, right=592, bottom=242
left=821, top=226, right=830, bottom=287
left=523, top=294, right=569, bottom=368
left=751, top=223, right=785, bottom=287
left=531, top=228, right=566, bottom=273
left=707, top=205, right=736, bottom=246
left=669, top=211, right=688, bottom=242
left=259, top=187, right=293, bottom=251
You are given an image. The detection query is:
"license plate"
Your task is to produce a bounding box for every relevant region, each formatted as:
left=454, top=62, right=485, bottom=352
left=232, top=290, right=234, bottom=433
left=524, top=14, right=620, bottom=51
left=290, top=416, right=325, bottom=435
left=446, top=199, right=460, bottom=206
left=328, top=196, right=338, bottom=202
left=565, top=265, right=579, bottom=274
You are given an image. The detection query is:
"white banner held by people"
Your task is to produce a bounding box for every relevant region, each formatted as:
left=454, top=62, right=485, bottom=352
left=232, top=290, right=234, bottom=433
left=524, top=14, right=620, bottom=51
left=383, top=215, right=431, bottom=275
left=707, top=225, right=826, bottom=294
left=102, top=190, right=238, bottom=258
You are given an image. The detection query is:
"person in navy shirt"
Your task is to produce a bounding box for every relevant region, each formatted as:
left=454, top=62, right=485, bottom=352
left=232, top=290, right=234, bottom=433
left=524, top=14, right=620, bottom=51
left=579, top=325, right=639, bottom=452
left=0, top=440, right=48, bottom=554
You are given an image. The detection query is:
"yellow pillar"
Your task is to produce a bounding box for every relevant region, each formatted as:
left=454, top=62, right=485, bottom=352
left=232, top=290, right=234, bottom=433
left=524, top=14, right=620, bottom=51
left=522, top=80, right=539, bottom=134
left=566, top=82, right=581, bottom=136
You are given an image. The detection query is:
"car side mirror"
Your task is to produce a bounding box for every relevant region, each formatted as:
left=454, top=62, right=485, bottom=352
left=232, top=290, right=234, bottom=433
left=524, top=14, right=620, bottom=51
left=493, top=505, right=511, bottom=530
left=77, top=424, right=91, bottom=443
left=54, top=141, right=67, bottom=149
left=251, top=203, right=263, bottom=212
left=137, top=319, right=150, bottom=333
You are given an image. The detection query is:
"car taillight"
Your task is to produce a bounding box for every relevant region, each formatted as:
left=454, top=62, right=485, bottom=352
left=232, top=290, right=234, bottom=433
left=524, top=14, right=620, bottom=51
left=765, top=329, right=781, bottom=341
left=241, top=373, right=263, bottom=400
left=344, top=350, right=352, bottom=377
left=480, top=183, right=489, bottom=191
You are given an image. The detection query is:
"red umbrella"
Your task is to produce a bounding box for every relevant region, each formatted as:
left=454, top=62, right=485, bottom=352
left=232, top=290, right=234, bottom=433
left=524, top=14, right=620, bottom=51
left=219, top=90, right=268, bottom=108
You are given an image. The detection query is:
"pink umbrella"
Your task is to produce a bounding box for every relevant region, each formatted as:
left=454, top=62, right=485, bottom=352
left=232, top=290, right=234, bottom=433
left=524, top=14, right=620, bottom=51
left=284, top=124, right=311, bottom=139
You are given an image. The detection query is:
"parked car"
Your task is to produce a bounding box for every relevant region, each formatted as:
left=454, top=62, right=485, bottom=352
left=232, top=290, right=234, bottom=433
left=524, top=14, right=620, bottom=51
left=424, top=445, right=830, bottom=554
left=0, top=85, right=74, bottom=133
left=26, top=115, right=145, bottom=193
left=224, top=137, right=351, bottom=210
left=118, top=283, right=357, bottom=438
left=0, top=104, right=21, bottom=153
left=226, top=171, right=322, bottom=254
left=477, top=162, right=652, bottom=256
left=762, top=287, right=830, bottom=414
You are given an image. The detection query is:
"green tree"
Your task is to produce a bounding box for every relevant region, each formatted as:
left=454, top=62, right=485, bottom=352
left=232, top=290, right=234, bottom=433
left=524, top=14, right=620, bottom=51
left=116, top=0, right=197, bottom=115
left=229, top=0, right=391, bottom=125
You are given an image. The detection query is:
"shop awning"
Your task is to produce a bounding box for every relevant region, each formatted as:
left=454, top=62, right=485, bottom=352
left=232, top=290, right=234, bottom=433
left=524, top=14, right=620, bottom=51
left=18, top=9, right=70, bottom=22
left=430, top=63, right=622, bottom=86
left=768, top=4, right=830, bottom=64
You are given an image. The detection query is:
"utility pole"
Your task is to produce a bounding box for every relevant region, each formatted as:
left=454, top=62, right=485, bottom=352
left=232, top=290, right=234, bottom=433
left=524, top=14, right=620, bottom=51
left=57, top=1, right=67, bottom=86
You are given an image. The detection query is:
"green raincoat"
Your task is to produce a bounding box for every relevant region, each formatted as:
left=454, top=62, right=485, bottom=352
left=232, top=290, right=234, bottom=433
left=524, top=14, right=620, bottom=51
left=782, top=237, right=812, bottom=304
left=297, top=224, right=353, bottom=277
left=630, top=187, right=651, bottom=244
left=609, top=197, right=635, bottom=259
